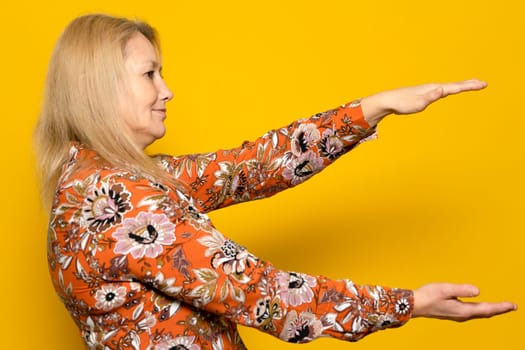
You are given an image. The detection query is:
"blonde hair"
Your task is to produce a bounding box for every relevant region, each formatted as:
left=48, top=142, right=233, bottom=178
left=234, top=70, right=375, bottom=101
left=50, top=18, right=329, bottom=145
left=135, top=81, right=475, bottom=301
left=34, top=14, right=181, bottom=209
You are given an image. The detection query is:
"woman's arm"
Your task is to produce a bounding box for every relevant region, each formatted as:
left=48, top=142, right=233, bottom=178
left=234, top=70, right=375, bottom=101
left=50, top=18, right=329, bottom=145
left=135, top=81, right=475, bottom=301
left=100, top=176, right=415, bottom=343
left=162, top=80, right=488, bottom=213
left=162, top=100, right=374, bottom=213
left=94, top=176, right=515, bottom=344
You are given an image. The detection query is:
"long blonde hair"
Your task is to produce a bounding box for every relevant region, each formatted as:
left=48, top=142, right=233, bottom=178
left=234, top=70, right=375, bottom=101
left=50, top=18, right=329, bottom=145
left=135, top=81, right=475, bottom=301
left=34, top=14, right=181, bottom=209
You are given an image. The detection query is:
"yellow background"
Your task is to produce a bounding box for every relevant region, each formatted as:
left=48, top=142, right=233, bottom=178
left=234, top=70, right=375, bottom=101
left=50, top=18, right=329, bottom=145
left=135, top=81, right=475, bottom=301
left=1, top=0, right=523, bottom=349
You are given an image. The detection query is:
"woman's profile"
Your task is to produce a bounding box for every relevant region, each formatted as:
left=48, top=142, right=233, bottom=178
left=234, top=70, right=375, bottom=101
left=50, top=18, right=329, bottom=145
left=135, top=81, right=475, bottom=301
left=34, top=14, right=516, bottom=350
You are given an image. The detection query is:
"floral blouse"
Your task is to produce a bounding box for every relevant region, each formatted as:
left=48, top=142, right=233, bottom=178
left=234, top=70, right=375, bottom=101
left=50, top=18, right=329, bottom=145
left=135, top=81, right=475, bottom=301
left=47, top=100, right=414, bottom=350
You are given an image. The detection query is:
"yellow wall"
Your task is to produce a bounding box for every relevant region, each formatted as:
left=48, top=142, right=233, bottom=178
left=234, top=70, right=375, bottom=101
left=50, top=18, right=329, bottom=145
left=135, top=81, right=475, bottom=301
left=2, top=0, right=523, bottom=349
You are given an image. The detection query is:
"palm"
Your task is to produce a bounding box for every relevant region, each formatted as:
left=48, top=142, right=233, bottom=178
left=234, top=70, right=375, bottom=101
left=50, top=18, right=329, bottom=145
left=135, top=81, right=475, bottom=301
left=413, top=283, right=516, bottom=322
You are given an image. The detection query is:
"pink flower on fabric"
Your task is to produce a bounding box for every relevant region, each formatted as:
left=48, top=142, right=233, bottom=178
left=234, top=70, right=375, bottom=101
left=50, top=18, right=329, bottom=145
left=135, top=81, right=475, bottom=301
left=319, top=128, right=345, bottom=159
left=151, top=336, right=200, bottom=350
left=279, top=310, right=323, bottom=343
left=113, top=212, right=175, bottom=259
left=282, top=151, right=324, bottom=186
left=290, top=123, right=321, bottom=156
left=277, top=272, right=317, bottom=307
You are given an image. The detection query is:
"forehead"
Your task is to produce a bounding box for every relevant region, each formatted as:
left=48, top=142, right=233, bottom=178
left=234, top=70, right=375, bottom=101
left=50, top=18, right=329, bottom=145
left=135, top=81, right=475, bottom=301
left=124, top=32, right=159, bottom=65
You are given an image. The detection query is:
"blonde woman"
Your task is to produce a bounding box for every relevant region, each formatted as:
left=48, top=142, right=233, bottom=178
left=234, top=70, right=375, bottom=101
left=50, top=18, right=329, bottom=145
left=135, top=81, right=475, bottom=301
left=35, top=14, right=516, bottom=350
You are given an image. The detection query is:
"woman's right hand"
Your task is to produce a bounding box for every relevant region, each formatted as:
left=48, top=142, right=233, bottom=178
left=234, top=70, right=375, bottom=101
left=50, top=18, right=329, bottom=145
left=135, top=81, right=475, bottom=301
left=412, top=283, right=517, bottom=322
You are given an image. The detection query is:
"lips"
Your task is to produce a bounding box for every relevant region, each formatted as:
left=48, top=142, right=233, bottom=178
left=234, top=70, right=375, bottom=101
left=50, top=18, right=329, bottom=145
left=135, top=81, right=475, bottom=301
left=152, top=108, right=167, bottom=119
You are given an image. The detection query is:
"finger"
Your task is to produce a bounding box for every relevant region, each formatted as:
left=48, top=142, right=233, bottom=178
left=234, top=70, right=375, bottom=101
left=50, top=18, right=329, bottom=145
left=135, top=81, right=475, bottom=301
left=441, top=283, right=480, bottom=299
left=442, top=79, right=488, bottom=96
left=425, top=87, right=445, bottom=103
left=457, top=301, right=518, bottom=320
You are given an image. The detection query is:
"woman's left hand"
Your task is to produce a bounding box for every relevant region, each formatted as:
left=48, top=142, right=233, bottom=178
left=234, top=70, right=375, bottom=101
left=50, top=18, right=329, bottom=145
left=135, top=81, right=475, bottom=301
left=361, top=79, right=488, bottom=127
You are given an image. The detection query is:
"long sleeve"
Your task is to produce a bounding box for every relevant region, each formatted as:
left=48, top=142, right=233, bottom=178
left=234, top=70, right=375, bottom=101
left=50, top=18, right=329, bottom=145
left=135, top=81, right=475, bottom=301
left=159, top=100, right=376, bottom=213
left=48, top=154, right=413, bottom=349
left=117, top=179, right=413, bottom=340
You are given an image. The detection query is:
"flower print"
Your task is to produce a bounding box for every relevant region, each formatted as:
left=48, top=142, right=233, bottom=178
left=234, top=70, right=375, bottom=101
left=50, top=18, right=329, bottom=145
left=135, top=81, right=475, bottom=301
left=156, top=299, right=182, bottom=322
left=136, top=311, right=157, bottom=332
left=142, top=271, right=183, bottom=317
left=246, top=141, right=282, bottom=186
left=395, top=298, right=410, bottom=315
left=290, top=123, right=321, bottom=156
left=113, top=212, right=176, bottom=259
left=212, top=336, right=224, bottom=350
left=331, top=294, right=361, bottom=331
left=181, top=310, right=226, bottom=343
left=185, top=206, right=213, bottom=232
left=153, top=336, right=200, bottom=350
left=137, top=192, right=177, bottom=218
left=94, top=284, right=127, bottom=311
left=83, top=329, right=106, bottom=349
left=319, top=128, right=345, bottom=160
left=168, top=152, right=215, bottom=180
left=279, top=310, right=323, bottom=343
left=83, top=183, right=131, bottom=232
left=253, top=296, right=282, bottom=332
left=320, top=287, right=344, bottom=304
left=277, top=272, right=317, bottom=306
left=152, top=271, right=182, bottom=296
left=178, top=197, right=213, bottom=232
left=282, top=151, right=324, bottom=186
left=197, top=229, right=257, bottom=275
left=212, top=240, right=250, bottom=274
left=213, top=161, right=250, bottom=202
left=103, top=255, right=129, bottom=279
left=351, top=316, right=368, bottom=338
left=367, top=313, right=397, bottom=331
left=189, top=268, right=219, bottom=306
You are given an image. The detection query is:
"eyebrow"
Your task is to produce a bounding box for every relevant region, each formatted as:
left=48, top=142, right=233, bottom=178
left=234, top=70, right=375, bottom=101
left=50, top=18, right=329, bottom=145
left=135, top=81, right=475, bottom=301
left=134, top=59, right=163, bottom=75
left=145, top=60, right=161, bottom=70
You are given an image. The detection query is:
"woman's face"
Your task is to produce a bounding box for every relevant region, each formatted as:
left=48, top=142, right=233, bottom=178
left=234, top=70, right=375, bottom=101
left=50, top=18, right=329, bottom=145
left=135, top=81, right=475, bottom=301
left=121, top=32, right=173, bottom=149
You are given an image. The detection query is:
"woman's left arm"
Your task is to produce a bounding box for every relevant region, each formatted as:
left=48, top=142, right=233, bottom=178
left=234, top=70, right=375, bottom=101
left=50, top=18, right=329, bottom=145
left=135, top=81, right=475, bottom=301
left=161, top=100, right=375, bottom=213
left=161, top=79, right=488, bottom=213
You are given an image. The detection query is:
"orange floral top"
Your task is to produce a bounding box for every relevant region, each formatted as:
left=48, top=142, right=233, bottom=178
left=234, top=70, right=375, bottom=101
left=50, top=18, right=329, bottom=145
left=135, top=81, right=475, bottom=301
left=47, top=100, right=414, bottom=350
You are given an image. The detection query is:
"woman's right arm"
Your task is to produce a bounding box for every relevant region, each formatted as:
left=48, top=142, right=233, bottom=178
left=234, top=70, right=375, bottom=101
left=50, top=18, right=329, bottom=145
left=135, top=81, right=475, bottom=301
left=98, top=175, right=515, bottom=343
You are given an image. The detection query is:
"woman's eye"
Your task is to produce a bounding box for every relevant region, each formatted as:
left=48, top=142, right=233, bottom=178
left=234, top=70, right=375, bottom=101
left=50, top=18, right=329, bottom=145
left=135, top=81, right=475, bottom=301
left=145, top=71, right=155, bottom=79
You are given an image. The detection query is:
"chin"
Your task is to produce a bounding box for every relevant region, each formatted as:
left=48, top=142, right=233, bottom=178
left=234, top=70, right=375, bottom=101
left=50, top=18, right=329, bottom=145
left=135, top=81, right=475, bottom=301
left=153, top=129, right=166, bottom=141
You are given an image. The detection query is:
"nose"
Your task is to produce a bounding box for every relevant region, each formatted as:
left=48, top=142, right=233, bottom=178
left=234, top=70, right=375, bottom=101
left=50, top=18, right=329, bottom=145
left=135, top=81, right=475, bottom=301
left=158, top=79, right=174, bottom=102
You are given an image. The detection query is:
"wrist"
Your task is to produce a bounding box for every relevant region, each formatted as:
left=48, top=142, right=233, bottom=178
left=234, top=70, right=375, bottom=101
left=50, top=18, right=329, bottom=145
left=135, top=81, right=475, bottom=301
left=361, top=93, right=393, bottom=127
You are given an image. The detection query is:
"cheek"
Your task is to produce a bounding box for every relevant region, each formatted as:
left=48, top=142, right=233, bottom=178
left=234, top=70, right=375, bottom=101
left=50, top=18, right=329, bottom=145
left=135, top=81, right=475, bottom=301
left=133, top=79, right=157, bottom=102
left=118, top=95, right=144, bottom=130
left=122, top=112, right=139, bottom=133
left=118, top=80, right=158, bottom=129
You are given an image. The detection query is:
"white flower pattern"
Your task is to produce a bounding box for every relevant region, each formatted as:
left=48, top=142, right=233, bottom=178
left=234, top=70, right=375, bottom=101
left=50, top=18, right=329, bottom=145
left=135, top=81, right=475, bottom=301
left=94, top=284, right=127, bottom=311
left=113, top=212, right=176, bottom=259
left=198, top=228, right=257, bottom=275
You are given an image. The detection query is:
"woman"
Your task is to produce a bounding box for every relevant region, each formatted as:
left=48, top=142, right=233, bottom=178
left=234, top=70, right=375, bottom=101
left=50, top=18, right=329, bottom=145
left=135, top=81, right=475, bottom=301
left=34, top=14, right=516, bottom=350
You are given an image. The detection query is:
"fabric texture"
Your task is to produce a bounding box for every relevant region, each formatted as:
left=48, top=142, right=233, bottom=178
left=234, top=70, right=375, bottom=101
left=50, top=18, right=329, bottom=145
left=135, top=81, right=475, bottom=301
left=47, top=101, right=413, bottom=350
